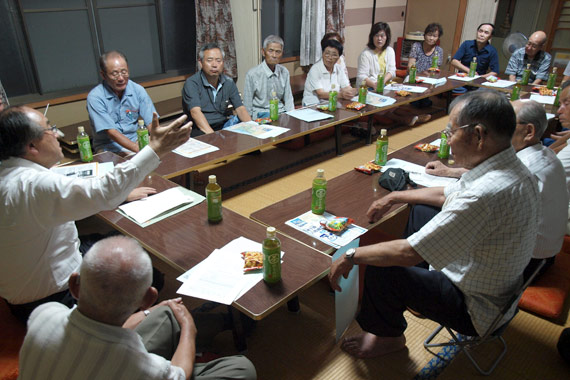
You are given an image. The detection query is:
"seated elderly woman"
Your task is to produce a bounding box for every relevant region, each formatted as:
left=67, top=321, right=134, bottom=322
left=303, top=39, right=356, bottom=106
left=358, top=22, right=430, bottom=126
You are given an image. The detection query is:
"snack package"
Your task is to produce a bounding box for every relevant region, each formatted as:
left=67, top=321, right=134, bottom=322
left=320, top=217, right=354, bottom=233
left=255, top=117, right=272, bottom=124
left=355, top=160, right=381, bottom=174
left=395, top=90, right=411, bottom=97
left=317, top=104, right=329, bottom=111
left=487, top=75, right=498, bottom=83
left=428, top=67, right=440, bottom=73
left=415, top=79, right=425, bottom=83
left=533, top=87, right=554, bottom=96
left=345, top=101, right=366, bottom=110
left=241, top=251, right=263, bottom=272
left=456, top=72, right=467, bottom=77
left=414, top=143, right=439, bottom=152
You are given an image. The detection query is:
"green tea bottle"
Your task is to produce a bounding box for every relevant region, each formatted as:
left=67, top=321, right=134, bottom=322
left=328, top=84, right=338, bottom=111
left=375, top=128, right=388, bottom=165
left=376, top=73, right=385, bottom=93
left=510, top=82, right=522, bottom=101
left=269, top=90, right=279, bottom=121
left=431, top=54, right=438, bottom=69
left=311, top=169, right=327, bottom=215
left=137, top=120, right=149, bottom=150
left=554, top=86, right=562, bottom=107
left=262, top=226, right=281, bottom=284
left=77, top=126, right=93, bottom=162
left=521, top=63, right=531, bottom=85
left=468, top=57, right=477, bottom=77
left=358, top=80, right=368, bottom=104
left=547, top=67, right=557, bottom=90
left=409, top=64, right=417, bottom=84
left=206, top=175, right=222, bottom=223
left=438, top=130, right=450, bottom=159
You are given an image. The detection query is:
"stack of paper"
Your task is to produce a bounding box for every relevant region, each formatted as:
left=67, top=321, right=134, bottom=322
left=384, top=84, right=428, bottom=93
left=350, top=92, right=396, bottom=108
left=448, top=74, right=480, bottom=81
left=173, top=138, right=219, bottom=158
left=417, top=77, right=447, bottom=86
left=223, top=121, right=289, bottom=139
left=117, top=187, right=204, bottom=227
left=481, top=80, right=515, bottom=88
left=286, top=108, right=334, bottom=122
left=52, top=162, right=114, bottom=178
left=176, top=236, right=284, bottom=304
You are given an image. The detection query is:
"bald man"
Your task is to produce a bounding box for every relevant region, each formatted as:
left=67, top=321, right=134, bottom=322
left=505, top=31, right=551, bottom=85
left=18, top=236, right=257, bottom=380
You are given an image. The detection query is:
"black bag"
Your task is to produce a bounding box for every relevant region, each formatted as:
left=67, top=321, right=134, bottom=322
left=378, top=168, right=417, bottom=191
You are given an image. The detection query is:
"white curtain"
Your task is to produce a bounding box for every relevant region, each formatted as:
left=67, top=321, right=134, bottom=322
left=300, top=0, right=326, bottom=66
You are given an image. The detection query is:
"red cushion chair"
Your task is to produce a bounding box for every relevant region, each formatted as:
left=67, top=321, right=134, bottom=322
left=0, top=299, right=25, bottom=380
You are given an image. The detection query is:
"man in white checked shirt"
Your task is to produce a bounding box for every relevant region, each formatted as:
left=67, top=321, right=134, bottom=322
left=329, top=90, right=539, bottom=359
left=18, top=236, right=256, bottom=380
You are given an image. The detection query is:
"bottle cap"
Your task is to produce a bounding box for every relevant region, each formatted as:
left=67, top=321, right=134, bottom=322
left=266, top=226, right=276, bottom=237
left=553, top=67, right=558, bottom=73
left=208, top=175, right=217, bottom=183
left=138, top=120, right=144, bottom=126
left=381, top=128, right=387, bottom=135
left=473, top=57, right=477, bottom=62
left=526, top=63, right=531, bottom=69
left=77, top=126, right=84, bottom=133
left=317, top=169, right=324, bottom=175
left=331, top=84, right=336, bottom=89
left=271, top=91, right=276, bottom=97
left=361, top=80, right=367, bottom=86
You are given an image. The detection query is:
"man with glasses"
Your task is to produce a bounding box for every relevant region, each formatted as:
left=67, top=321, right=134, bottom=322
left=0, top=106, right=191, bottom=322
left=182, top=43, right=251, bottom=137
left=329, top=90, right=539, bottom=358
left=505, top=31, right=551, bottom=85
left=451, top=23, right=499, bottom=78
left=87, top=50, right=157, bottom=154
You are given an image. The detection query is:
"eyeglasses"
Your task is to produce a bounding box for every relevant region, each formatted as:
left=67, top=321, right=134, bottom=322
left=323, top=52, right=339, bottom=59
left=526, top=41, right=543, bottom=49
left=107, top=69, right=129, bottom=80
left=443, top=123, right=476, bottom=138
left=43, top=125, right=58, bottom=136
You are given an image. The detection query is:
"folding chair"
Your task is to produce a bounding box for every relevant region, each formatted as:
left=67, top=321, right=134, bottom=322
left=423, top=259, right=545, bottom=376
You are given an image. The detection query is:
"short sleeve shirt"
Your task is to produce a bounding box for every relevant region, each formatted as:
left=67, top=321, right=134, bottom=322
left=409, top=42, right=444, bottom=72
left=504, top=48, right=552, bottom=81
left=453, top=40, right=500, bottom=75
left=302, top=59, right=350, bottom=106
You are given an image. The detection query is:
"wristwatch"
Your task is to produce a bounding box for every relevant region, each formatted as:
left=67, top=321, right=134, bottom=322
left=345, top=248, right=357, bottom=265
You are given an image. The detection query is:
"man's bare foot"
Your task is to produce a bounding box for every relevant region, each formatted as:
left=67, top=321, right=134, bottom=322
left=341, top=332, right=406, bottom=358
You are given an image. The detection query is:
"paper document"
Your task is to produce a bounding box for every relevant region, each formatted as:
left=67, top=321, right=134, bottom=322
left=176, top=236, right=285, bottom=304
left=351, top=92, right=396, bottom=108
left=480, top=80, right=515, bottom=88
left=173, top=138, right=219, bottom=158
left=224, top=121, right=289, bottom=139
left=546, top=113, right=556, bottom=120
left=118, top=187, right=202, bottom=226
left=286, top=108, right=334, bottom=122
left=530, top=93, right=556, bottom=105
left=286, top=211, right=367, bottom=249
left=384, top=84, right=428, bottom=93
left=52, top=162, right=114, bottom=178
left=448, top=74, right=480, bottom=81
left=417, top=76, right=447, bottom=86
left=381, top=158, right=459, bottom=188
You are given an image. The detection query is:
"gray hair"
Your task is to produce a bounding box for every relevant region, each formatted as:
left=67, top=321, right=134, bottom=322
left=99, top=50, right=128, bottom=73
left=199, top=42, right=225, bottom=60
left=79, top=236, right=152, bottom=322
left=515, top=100, right=547, bottom=138
left=263, top=35, right=284, bottom=50
left=0, top=106, right=44, bottom=160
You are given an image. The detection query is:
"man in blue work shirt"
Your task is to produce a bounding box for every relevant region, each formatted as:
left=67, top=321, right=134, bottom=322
left=451, top=23, right=499, bottom=79
left=87, top=50, right=157, bottom=154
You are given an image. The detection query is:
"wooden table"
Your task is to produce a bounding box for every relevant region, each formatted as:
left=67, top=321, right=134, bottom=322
left=250, top=132, right=449, bottom=254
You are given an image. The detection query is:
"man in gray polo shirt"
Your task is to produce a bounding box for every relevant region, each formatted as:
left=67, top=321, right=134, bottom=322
left=182, top=43, right=251, bottom=137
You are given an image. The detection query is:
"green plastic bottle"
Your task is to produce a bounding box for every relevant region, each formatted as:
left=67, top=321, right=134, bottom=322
left=269, top=90, right=279, bottom=121
left=376, top=73, right=385, bottom=93
left=431, top=54, right=438, bottom=69
left=328, top=84, right=338, bottom=112
left=554, top=86, right=562, bottom=107
left=409, top=64, right=417, bottom=84
left=468, top=57, right=477, bottom=77
left=438, top=131, right=450, bottom=159
left=521, top=63, right=531, bottom=85
left=547, top=67, right=557, bottom=90
left=375, top=128, right=388, bottom=165
left=206, top=175, right=222, bottom=224
left=510, top=82, right=521, bottom=101
left=358, top=80, right=368, bottom=104
left=137, top=120, right=149, bottom=150
left=262, top=226, right=281, bottom=284
left=311, top=169, right=327, bottom=215
left=77, top=126, right=93, bottom=162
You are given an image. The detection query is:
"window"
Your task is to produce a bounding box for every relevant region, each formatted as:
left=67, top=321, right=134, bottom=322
left=261, top=0, right=302, bottom=58
left=0, top=0, right=196, bottom=102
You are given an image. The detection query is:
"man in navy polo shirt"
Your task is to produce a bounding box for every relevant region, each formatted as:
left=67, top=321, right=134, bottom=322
left=87, top=50, right=157, bottom=154
left=451, top=23, right=499, bottom=79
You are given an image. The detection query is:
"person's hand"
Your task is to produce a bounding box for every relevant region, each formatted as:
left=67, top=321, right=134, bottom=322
left=340, top=86, right=357, bottom=100
left=122, top=298, right=172, bottom=329
left=166, top=298, right=197, bottom=339
left=328, top=255, right=354, bottom=292
left=148, top=112, right=192, bottom=158
left=126, top=187, right=157, bottom=202
left=425, top=161, right=450, bottom=177
left=366, top=195, right=393, bottom=223
left=550, top=130, right=570, bottom=141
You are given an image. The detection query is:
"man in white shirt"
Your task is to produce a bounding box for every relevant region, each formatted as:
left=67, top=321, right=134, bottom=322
left=329, top=90, right=538, bottom=359
left=0, top=106, right=191, bottom=321
left=424, top=100, right=567, bottom=279
left=18, top=236, right=256, bottom=380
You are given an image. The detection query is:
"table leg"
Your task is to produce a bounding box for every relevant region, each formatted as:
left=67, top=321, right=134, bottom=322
left=366, top=116, right=374, bottom=145
left=287, top=296, right=300, bottom=313
left=228, top=306, right=248, bottom=352
left=335, top=124, right=343, bottom=156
